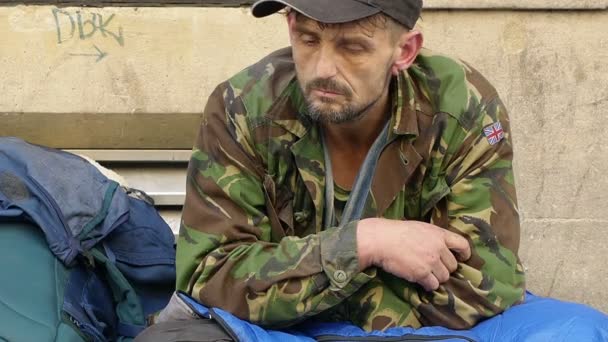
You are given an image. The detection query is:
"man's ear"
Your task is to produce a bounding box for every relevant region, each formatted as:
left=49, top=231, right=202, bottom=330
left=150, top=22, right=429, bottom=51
left=391, top=31, right=423, bottom=75
left=287, top=11, right=297, bottom=40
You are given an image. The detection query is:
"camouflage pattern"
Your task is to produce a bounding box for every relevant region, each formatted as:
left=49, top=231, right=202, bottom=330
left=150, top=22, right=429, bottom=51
left=176, top=47, right=526, bottom=331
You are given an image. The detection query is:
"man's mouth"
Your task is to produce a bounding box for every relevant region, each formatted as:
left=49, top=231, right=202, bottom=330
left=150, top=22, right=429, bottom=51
left=312, top=88, right=342, bottom=97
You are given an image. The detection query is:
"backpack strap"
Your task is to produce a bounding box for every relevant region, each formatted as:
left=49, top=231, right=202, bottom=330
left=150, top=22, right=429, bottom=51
left=88, top=248, right=146, bottom=337
left=76, top=181, right=119, bottom=240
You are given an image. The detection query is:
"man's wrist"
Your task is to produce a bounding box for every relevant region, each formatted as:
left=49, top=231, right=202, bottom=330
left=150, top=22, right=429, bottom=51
left=356, top=218, right=378, bottom=271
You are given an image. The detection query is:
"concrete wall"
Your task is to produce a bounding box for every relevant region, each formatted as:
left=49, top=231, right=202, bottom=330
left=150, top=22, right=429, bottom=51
left=1, top=4, right=607, bottom=312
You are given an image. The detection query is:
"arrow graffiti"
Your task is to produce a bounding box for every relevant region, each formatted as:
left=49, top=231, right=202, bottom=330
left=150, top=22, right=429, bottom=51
left=69, top=45, right=108, bottom=62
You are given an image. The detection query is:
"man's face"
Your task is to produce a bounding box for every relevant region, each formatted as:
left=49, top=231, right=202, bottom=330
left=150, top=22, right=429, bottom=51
left=288, top=13, right=401, bottom=124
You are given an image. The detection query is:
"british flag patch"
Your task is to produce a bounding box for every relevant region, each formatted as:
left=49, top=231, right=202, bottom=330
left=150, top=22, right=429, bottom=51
left=483, top=122, right=505, bottom=145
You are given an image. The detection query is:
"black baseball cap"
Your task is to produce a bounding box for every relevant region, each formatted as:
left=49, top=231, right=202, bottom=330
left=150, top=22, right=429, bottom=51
left=251, top=0, right=423, bottom=30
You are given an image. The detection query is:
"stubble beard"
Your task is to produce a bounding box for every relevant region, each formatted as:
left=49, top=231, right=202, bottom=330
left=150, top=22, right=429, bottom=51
left=301, top=75, right=390, bottom=125
left=305, top=99, right=366, bottom=124
left=302, top=79, right=366, bottom=125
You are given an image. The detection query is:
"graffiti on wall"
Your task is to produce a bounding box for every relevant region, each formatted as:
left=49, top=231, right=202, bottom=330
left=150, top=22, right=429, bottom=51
left=52, top=8, right=125, bottom=62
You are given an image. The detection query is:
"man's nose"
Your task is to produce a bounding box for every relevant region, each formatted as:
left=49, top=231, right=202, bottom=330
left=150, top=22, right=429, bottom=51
left=313, top=47, right=338, bottom=79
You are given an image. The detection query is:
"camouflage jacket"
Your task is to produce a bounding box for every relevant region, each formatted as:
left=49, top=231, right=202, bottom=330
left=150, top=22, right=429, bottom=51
left=176, top=47, right=525, bottom=331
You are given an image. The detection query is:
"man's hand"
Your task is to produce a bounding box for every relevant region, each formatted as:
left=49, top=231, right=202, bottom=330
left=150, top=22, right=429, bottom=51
left=357, top=218, right=471, bottom=291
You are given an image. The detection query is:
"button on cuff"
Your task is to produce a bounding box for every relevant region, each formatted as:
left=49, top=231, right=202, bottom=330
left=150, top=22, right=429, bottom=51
left=333, top=270, right=348, bottom=283
left=318, top=221, right=361, bottom=289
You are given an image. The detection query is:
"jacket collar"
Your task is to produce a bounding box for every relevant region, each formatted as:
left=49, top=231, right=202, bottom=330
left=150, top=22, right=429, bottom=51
left=266, top=69, right=431, bottom=222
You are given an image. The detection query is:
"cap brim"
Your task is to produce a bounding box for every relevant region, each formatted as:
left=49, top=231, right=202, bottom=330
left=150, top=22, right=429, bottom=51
left=252, top=0, right=381, bottom=24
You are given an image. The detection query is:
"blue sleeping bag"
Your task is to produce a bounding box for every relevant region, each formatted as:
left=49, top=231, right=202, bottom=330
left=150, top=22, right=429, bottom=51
left=177, top=291, right=608, bottom=342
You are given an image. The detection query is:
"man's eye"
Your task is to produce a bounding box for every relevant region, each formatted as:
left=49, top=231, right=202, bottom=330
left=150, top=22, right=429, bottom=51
left=343, top=44, right=365, bottom=53
left=299, top=34, right=318, bottom=46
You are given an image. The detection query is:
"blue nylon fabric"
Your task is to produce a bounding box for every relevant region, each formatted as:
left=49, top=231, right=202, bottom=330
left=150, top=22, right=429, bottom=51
left=0, top=137, right=130, bottom=266
left=472, top=292, right=608, bottom=341
left=0, top=137, right=176, bottom=341
left=297, top=322, right=478, bottom=341
left=182, top=292, right=608, bottom=342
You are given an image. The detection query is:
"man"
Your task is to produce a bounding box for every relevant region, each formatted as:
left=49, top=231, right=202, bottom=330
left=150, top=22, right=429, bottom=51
left=176, top=0, right=524, bottom=332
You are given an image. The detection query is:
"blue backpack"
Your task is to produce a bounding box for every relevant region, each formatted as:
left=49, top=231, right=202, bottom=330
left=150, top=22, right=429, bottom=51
left=0, top=137, right=176, bottom=341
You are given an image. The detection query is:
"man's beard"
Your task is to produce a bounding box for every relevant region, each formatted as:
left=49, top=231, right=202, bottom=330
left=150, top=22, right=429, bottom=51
left=302, top=78, right=366, bottom=124
left=302, top=77, right=388, bottom=125
left=306, top=100, right=365, bottom=124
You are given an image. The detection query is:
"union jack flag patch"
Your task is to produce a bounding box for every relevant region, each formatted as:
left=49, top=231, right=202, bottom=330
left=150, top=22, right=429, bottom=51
left=483, top=122, right=505, bottom=146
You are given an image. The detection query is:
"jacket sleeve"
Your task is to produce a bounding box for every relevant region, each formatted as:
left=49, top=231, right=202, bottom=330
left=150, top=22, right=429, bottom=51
left=175, top=83, right=375, bottom=328
left=410, top=95, right=526, bottom=328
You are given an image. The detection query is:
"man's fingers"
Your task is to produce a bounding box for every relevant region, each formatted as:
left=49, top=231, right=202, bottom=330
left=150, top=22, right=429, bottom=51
left=419, top=273, right=440, bottom=292
left=444, top=232, right=471, bottom=261
left=432, top=262, right=450, bottom=283
left=440, top=248, right=458, bottom=273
